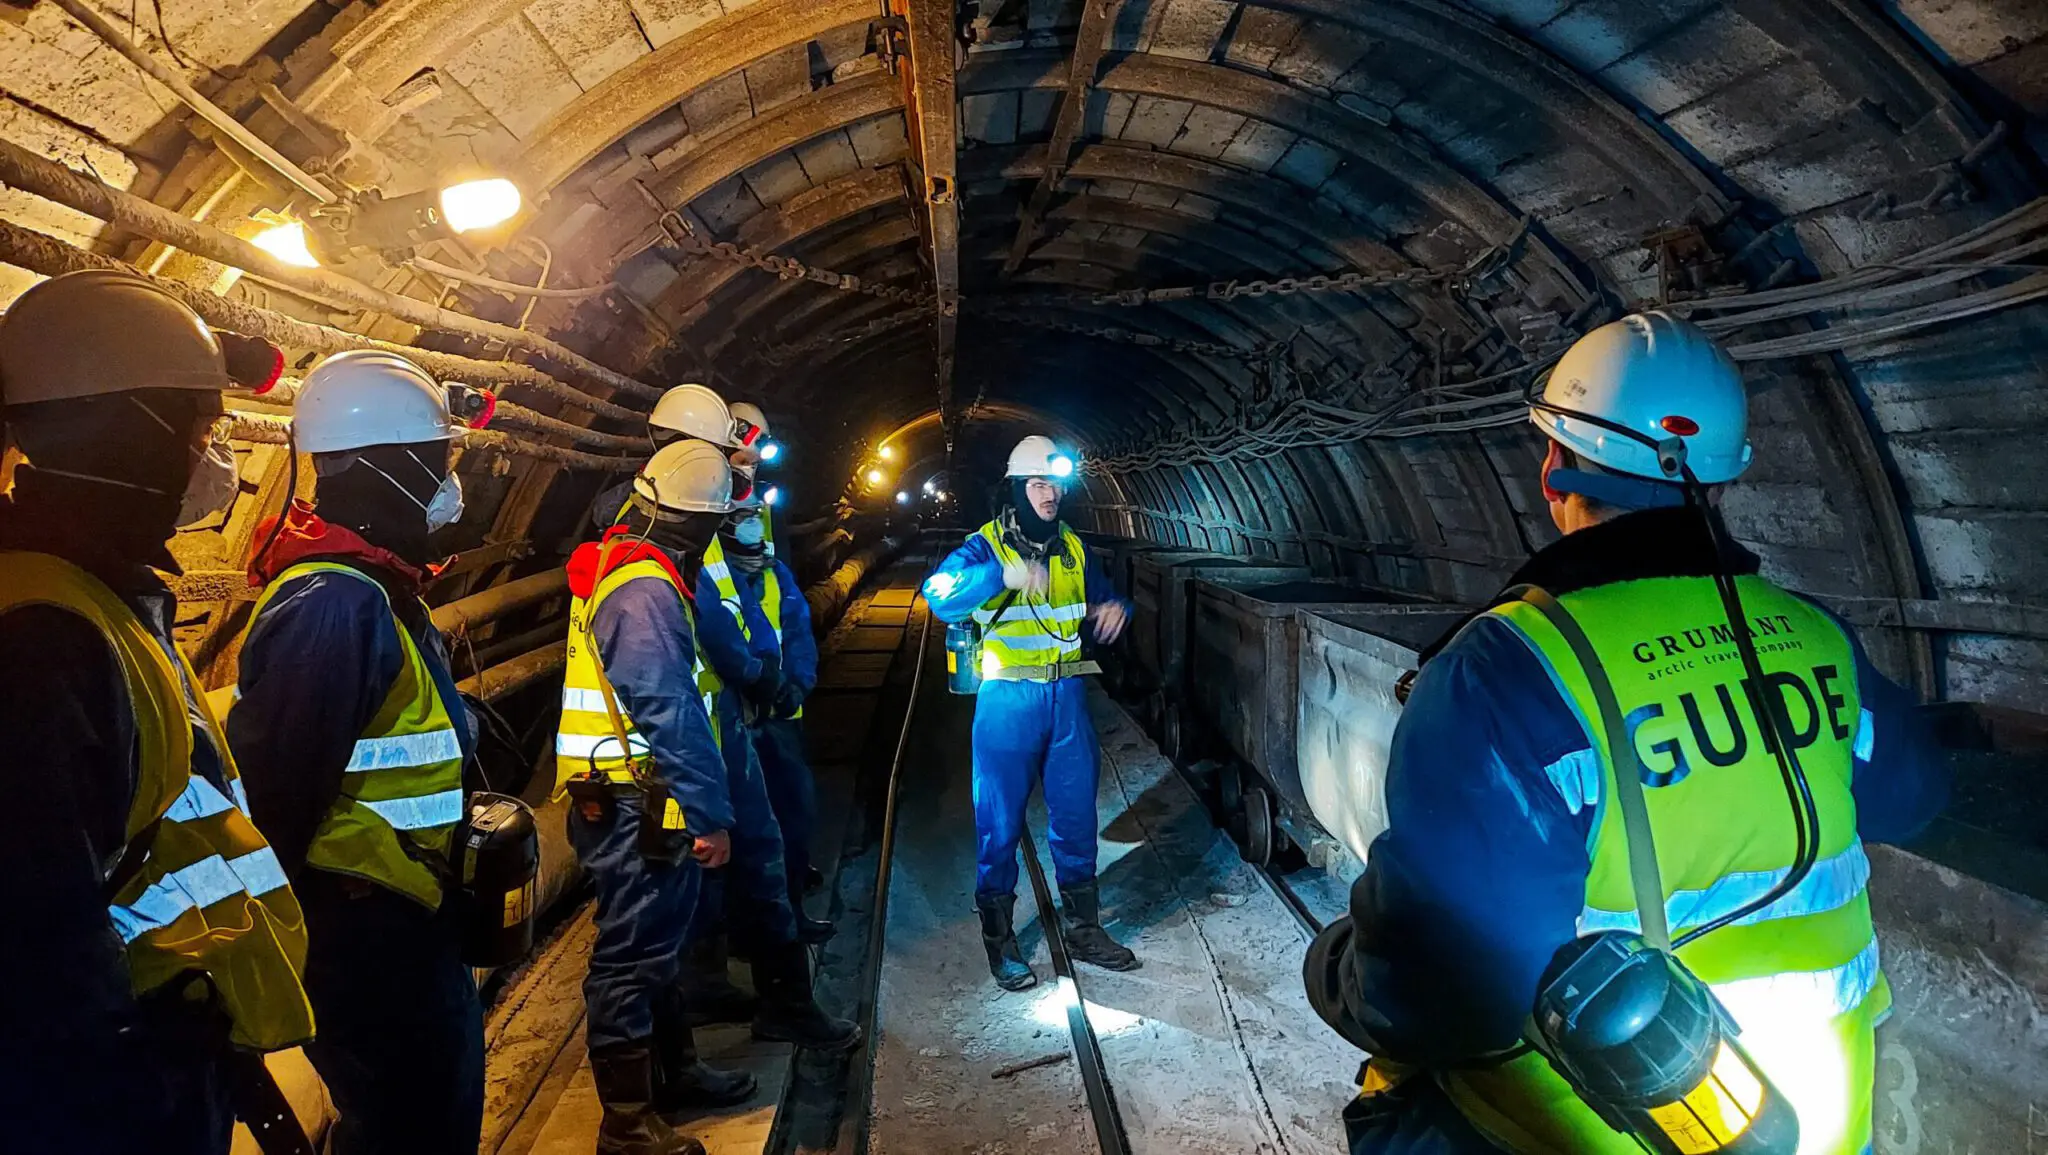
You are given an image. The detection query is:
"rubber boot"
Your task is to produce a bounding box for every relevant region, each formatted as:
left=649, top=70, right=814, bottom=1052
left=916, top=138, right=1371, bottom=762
left=795, top=912, right=836, bottom=945
left=590, top=1041, right=707, bottom=1155
left=1059, top=881, right=1139, bottom=972
left=652, top=992, right=757, bottom=1114
left=677, top=936, right=757, bottom=1028
left=750, top=941, right=862, bottom=1053
left=804, top=865, right=825, bottom=896
left=975, top=894, right=1037, bottom=991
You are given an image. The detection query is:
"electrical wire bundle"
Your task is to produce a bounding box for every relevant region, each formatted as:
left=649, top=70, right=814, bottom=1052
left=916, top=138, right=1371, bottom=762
left=1085, top=196, right=2048, bottom=475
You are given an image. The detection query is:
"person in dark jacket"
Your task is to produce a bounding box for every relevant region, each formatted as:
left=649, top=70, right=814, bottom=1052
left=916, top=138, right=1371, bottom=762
left=1300, top=314, right=1948, bottom=1155
left=0, top=270, right=315, bottom=1155
left=680, top=500, right=851, bottom=1030
left=226, top=350, right=485, bottom=1155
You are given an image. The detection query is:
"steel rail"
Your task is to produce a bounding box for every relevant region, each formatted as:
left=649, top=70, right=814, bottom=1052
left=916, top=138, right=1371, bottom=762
left=1020, top=830, right=1132, bottom=1155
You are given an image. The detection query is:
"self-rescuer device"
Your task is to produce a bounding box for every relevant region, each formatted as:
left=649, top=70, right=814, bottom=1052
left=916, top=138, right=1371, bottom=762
left=946, top=618, right=987, bottom=695
left=452, top=792, right=539, bottom=968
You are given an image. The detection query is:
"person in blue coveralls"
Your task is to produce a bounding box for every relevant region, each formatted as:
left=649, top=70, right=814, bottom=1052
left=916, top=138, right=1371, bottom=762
left=1299, top=314, right=1948, bottom=1155
left=555, top=441, right=761, bottom=1155
left=922, top=435, right=1139, bottom=991
left=682, top=488, right=854, bottom=1040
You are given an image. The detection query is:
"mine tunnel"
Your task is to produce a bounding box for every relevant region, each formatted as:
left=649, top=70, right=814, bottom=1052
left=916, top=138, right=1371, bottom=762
left=1, top=0, right=2044, bottom=1152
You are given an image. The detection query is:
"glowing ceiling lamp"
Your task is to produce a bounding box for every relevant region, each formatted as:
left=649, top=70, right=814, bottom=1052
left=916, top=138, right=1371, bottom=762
left=251, top=220, right=320, bottom=268
left=438, top=178, right=524, bottom=233
left=865, top=468, right=884, bottom=485
left=895, top=491, right=911, bottom=505
left=878, top=444, right=897, bottom=461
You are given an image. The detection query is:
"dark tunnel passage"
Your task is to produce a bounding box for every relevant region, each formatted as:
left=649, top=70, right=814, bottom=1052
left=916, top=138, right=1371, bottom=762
left=2, top=0, right=2047, bottom=1151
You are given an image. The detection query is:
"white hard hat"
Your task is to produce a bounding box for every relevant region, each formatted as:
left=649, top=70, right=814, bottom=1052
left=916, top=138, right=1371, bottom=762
left=294, top=350, right=453, bottom=454
left=1006, top=435, right=1075, bottom=479
left=649, top=383, right=741, bottom=449
left=633, top=439, right=734, bottom=515
left=729, top=401, right=769, bottom=439
left=1531, top=311, right=1752, bottom=485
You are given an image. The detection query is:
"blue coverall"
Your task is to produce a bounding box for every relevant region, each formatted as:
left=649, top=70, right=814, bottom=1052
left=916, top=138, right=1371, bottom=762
left=693, top=562, right=799, bottom=946
left=229, top=558, right=484, bottom=1155
left=753, top=560, right=821, bottom=905
left=924, top=529, right=1128, bottom=901
left=574, top=573, right=736, bottom=1048
left=1301, top=508, right=1950, bottom=1153
left=0, top=503, right=236, bottom=1155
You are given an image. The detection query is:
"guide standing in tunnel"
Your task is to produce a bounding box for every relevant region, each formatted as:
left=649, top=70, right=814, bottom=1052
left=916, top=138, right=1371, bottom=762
left=924, top=435, right=1138, bottom=990
left=556, top=441, right=760, bottom=1155
left=226, top=351, right=483, bottom=1155
left=1302, top=314, right=1949, bottom=1155
left=0, top=271, right=315, bottom=1154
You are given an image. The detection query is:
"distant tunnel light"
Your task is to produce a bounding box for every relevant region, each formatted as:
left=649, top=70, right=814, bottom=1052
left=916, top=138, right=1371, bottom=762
left=866, top=468, right=884, bottom=485
left=922, top=478, right=937, bottom=495
left=439, top=179, right=523, bottom=233
left=878, top=444, right=897, bottom=461
left=895, top=490, right=911, bottom=505
left=252, top=221, right=320, bottom=268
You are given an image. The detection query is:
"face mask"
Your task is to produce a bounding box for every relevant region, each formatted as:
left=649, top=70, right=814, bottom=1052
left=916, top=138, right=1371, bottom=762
left=175, top=436, right=241, bottom=528
left=424, top=470, right=464, bottom=532
left=733, top=514, right=766, bottom=546
left=363, top=447, right=463, bottom=532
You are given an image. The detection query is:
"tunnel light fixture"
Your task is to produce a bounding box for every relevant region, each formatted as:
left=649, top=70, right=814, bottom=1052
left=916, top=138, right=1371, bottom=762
left=865, top=468, right=885, bottom=486
left=251, top=219, right=321, bottom=268
left=895, top=490, right=911, bottom=505
left=922, top=478, right=937, bottom=495
left=438, top=178, right=523, bottom=233
left=878, top=444, right=897, bottom=461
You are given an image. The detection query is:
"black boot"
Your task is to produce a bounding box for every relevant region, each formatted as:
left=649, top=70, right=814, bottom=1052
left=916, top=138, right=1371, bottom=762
left=975, top=894, right=1037, bottom=991
left=652, top=992, right=757, bottom=1113
left=750, top=941, right=862, bottom=1053
left=677, top=936, right=757, bottom=1028
left=804, top=865, right=825, bottom=895
left=795, top=912, right=836, bottom=944
left=1060, top=882, right=1138, bottom=972
left=590, top=1041, right=707, bottom=1155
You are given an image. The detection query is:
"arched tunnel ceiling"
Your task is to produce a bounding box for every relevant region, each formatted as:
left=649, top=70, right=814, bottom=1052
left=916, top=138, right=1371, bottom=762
left=4, top=0, right=2048, bottom=711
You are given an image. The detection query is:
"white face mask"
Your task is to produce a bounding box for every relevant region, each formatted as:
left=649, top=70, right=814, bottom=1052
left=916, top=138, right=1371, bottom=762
left=175, top=435, right=241, bottom=528
left=733, top=514, right=766, bottom=546
left=362, top=447, right=463, bottom=532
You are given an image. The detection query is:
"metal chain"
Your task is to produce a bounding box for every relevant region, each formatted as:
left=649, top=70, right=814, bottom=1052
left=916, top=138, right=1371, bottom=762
left=753, top=309, right=925, bottom=365
left=637, top=181, right=935, bottom=307
left=974, top=309, right=1273, bottom=361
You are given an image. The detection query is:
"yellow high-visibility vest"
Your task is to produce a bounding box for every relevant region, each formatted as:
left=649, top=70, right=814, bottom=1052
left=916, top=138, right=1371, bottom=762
left=970, top=520, right=1096, bottom=682
left=0, top=551, right=315, bottom=1051
left=555, top=556, right=721, bottom=795
left=243, top=562, right=467, bottom=910
left=1431, top=578, right=1881, bottom=1155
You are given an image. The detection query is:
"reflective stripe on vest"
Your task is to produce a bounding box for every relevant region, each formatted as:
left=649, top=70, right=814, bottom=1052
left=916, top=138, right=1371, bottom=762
left=248, top=562, right=465, bottom=909
left=702, top=537, right=802, bottom=719
left=555, top=556, right=720, bottom=795
left=1438, top=576, right=1881, bottom=1155
left=0, top=551, right=315, bottom=1052
left=970, top=521, right=1088, bottom=677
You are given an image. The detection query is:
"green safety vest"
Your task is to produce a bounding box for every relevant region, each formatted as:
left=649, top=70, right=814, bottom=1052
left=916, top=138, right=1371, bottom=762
left=969, top=520, right=1098, bottom=682
left=1436, top=576, right=1883, bottom=1155
left=555, top=555, right=722, bottom=798
left=244, top=562, right=467, bottom=910
left=701, top=535, right=800, bottom=718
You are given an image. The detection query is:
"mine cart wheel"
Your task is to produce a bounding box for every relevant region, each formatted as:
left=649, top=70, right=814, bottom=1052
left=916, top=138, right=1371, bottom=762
left=1214, top=758, right=1245, bottom=826
left=1241, top=784, right=1276, bottom=868
left=1142, top=688, right=1167, bottom=733
left=1161, top=700, right=1199, bottom=767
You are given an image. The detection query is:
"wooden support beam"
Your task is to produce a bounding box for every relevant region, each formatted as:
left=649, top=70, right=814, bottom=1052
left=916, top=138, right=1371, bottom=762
left=1001, top=0, right=1118, bottom=277
left=889, top=0, right=962, bottom=434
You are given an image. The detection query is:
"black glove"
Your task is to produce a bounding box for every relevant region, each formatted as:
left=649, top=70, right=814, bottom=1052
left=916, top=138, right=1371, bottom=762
left=773, top=680, right=805, bottom=720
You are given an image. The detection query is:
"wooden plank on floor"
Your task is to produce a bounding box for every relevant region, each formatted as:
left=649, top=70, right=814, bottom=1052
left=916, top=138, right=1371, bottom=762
left=841, top=627, right=905, bottom=653
left=862, top=605, right=912, bottom=627
left=869, top=587, right=918, bottom=608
